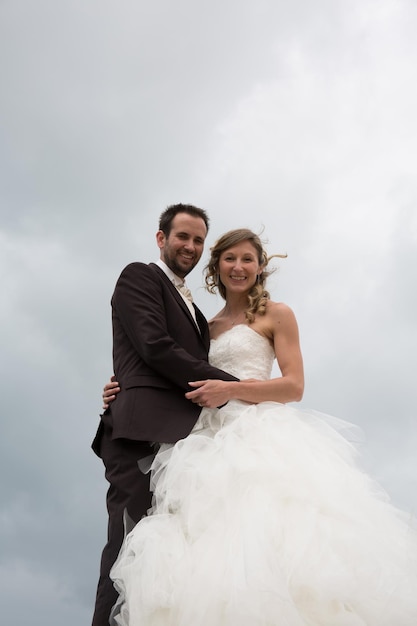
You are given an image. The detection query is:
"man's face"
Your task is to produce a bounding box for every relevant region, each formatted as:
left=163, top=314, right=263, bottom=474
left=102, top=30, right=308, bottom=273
left=156, top=212, right=207, bottom=279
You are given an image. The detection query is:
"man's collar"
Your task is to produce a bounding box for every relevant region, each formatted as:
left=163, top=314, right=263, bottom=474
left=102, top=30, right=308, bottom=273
left=155, top=259, right=184, bottom=286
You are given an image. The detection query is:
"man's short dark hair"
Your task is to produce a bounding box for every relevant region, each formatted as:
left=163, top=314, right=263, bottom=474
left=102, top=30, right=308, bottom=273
left=159, top=204, right=210, bottom=236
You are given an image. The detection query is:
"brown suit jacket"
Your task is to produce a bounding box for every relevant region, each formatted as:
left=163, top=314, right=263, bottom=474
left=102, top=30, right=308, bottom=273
left=92, top=262, right=238, bottom=453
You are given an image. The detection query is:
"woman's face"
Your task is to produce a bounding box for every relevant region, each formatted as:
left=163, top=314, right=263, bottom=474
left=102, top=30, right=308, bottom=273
left=218, top=240, right=261, bottom=295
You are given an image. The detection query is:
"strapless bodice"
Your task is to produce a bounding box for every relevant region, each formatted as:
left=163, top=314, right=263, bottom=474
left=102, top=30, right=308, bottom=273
left=209, top=325, right=275, bottom=380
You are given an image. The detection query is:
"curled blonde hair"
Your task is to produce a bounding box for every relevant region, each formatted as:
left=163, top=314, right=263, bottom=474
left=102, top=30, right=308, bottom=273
left=205, top=228, right=287, bottom=323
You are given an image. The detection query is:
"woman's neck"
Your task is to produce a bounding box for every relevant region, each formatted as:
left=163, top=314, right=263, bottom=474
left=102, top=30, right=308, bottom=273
left=221, top=294, right=249, bottom=323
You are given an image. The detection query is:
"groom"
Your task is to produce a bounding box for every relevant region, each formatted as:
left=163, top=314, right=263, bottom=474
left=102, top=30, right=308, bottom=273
left=91, top=204, right=238, bottom=626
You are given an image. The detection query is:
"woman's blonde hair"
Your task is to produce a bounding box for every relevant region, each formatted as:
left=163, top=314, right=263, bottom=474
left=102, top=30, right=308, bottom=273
left=205, top=228, right=287, bottom=323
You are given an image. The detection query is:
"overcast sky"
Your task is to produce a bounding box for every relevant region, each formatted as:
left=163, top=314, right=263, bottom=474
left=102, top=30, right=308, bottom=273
left=1, top=0, right=417, bottom=624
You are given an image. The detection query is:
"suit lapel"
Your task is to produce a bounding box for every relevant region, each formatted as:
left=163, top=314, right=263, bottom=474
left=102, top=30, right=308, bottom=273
left=149, top=263, right=209, bottom=347
left=193, top=303, right=210, bottom=349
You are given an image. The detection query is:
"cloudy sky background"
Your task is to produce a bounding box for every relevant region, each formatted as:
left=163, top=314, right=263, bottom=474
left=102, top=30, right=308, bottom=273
left=1, top=0, right=417, bottom=623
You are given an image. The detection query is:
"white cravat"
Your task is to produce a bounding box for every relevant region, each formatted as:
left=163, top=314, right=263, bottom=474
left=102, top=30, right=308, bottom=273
left=176, top=282, right=193, bottom=303
left=155, top=260, right=198, bottom=327
left=173, top=280, right=197, bottom=323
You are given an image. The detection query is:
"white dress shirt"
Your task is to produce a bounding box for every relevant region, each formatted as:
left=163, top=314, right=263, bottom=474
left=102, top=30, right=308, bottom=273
left=155, top=259, right=198, bottom=325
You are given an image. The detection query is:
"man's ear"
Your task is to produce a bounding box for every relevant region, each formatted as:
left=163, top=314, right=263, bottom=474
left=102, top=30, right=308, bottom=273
left=156, top=230, right=165, bottom=249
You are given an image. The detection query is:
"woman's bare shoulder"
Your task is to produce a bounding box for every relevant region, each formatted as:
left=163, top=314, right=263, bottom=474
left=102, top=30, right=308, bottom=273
left=254, top=301, right=298, bottom=340
left=265, top=300, right=297, bottom=321
left=208, top=315, right=223, bottom=331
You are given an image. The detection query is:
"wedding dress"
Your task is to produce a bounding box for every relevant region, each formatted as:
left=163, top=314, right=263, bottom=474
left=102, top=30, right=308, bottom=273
left=110, top=325, right=417, bottom=626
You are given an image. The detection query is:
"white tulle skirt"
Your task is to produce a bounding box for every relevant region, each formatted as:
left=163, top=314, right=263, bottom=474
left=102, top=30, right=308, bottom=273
left=110, top=401, right=417, bottom=626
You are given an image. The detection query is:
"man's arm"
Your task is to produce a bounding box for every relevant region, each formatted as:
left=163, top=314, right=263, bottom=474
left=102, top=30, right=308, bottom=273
left=113, top=263, right=238, bottom=388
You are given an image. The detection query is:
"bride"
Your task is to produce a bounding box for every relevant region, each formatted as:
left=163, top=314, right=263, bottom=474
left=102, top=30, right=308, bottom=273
left=104, top=228, right=417, bottom=625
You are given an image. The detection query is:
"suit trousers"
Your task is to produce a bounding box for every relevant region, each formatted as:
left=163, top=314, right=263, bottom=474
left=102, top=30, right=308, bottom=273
left=92, top=423, right=154, bottom=626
